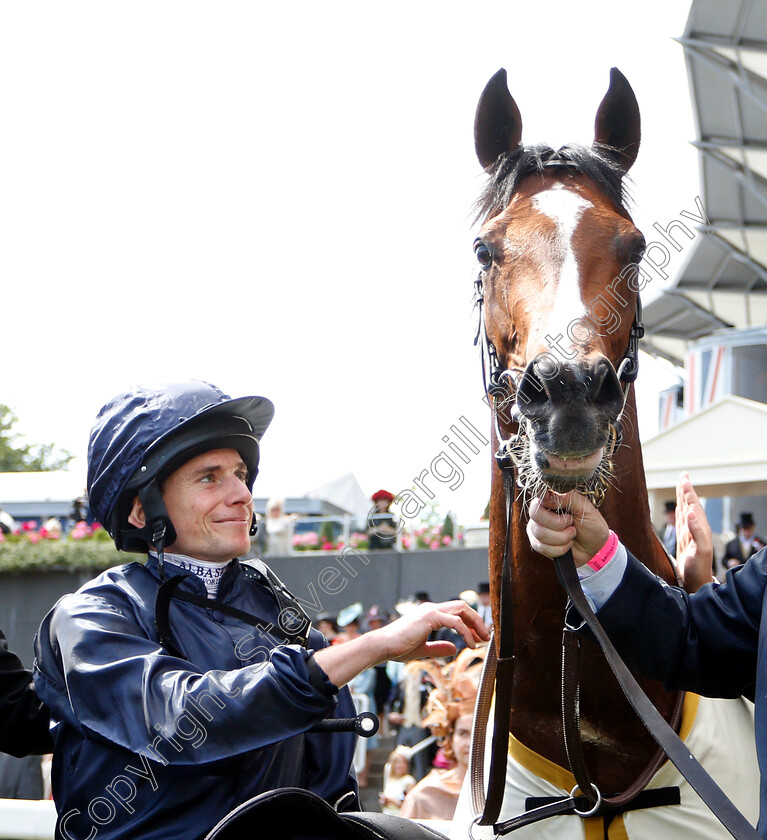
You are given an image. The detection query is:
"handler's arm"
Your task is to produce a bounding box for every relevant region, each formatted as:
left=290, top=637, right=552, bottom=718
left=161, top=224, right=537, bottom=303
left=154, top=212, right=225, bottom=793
left=527, top=488, right=761, bottom=698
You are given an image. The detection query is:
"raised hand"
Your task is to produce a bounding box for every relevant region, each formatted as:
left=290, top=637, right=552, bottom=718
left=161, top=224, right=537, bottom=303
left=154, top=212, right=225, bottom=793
left=675, top=471, right=715, bottom=593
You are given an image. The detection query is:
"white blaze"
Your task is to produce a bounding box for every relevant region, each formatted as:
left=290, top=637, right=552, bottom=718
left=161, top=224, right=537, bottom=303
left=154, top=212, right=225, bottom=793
left=531, top=184, right=592, bottom=346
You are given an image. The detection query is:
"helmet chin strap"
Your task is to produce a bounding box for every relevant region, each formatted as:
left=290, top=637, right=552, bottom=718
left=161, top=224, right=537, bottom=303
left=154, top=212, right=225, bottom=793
left=115, top=481, right=177, bottom=582
left=141, top=482, right=175, bottom=582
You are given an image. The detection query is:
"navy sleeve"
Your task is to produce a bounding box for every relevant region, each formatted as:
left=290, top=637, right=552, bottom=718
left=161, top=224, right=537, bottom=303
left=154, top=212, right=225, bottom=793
left=33, top=593, right=338, bottom=769
left=594, top=547, right=764, bottom=699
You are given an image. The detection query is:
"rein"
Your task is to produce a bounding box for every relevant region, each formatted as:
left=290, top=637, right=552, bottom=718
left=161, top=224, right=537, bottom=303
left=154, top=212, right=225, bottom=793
left=470, top=281, right=760, bottom=838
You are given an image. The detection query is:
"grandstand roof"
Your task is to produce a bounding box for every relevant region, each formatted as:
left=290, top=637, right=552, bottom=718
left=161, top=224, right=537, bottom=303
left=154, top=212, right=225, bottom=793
left=642, top=0, right=767, bottom=364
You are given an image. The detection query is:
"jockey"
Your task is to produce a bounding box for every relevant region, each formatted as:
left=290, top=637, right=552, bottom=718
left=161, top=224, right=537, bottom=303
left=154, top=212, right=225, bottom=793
left=527, top=471, right=767, bottom=838
left=33, top=381, right=488, bottom=840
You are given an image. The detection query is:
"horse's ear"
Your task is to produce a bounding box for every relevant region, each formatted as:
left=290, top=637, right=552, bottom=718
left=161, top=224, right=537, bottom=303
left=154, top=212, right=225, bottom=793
left=593, top=67, right=641, bottom=172
left=474, top=68, right=523, bottom=170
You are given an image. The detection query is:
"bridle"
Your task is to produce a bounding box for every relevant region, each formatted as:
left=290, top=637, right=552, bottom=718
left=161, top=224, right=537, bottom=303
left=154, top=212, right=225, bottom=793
left=469, top=211, right=759, bottom=839
left=472, top=259, right=645, bottom=508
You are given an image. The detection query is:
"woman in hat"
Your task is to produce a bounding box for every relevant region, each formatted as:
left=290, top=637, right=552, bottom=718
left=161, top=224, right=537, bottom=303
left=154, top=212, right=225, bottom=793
left=368, top=490, right=398, bottom=550
left=399, top=646, right=486, bottom=821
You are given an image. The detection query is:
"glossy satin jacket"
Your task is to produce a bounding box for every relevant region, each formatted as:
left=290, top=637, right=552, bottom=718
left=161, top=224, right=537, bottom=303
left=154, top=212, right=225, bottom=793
left=33, top=557, right=358, bottom=840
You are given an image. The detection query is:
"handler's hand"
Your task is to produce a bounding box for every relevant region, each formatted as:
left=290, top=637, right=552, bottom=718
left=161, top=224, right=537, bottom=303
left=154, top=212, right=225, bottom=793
left=527, top=490, right=610, bottom=567
left=377, top=600, right=490, bottom=663
left=675, top=471, right=715, bottom=592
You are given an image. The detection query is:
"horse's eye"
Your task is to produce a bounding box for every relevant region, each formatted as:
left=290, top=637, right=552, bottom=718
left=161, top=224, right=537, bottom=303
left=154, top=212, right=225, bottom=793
left=629, top=236, right=646, bottom=265
left=474, top=239, right=493, bottom=269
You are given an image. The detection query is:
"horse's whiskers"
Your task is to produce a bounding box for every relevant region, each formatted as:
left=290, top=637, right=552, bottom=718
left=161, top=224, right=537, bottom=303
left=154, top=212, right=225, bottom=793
left=506, top=420, right=618, bottom=510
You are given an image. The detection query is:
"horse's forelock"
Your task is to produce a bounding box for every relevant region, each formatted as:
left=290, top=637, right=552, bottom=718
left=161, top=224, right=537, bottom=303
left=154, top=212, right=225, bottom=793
left=473, top=143, right=630, bottom=224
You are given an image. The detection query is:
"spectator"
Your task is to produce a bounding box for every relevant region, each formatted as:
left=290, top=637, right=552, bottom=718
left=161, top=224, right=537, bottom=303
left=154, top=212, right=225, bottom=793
left=0, top=506, right=17, bottom=535
left=315, top=612, right=338, bottom=643
left=367, top=490, right=398, bottom=550
left=386, top=659, right=436, bottom=781
left=659, top=500, right=677, bottom=558
left=476, top=582, right=493, bottom=629
left=69, top=496, right=88, bottom=524
left=365, top=606, right=393, bottom=731
left=334, top=602, right=363, bottom=644
left=378, top=747, right=416, bottom=815
left=264, top=497, right=294, bottom=555
left=723, top=512, right=766, bottom=570
left=400, top=646, right=486, bottom=820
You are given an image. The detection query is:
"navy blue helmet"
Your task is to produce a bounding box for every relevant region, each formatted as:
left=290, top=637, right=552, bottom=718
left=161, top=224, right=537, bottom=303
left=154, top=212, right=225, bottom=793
left=87, top=381, right=274, bottom=553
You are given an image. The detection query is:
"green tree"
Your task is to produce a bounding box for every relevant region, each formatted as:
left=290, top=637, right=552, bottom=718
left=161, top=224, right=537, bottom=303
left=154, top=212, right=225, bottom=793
left=319, top=519, right=336, bottom=545
left=442, top=511, right=455, bottom=540
left=0, top=404, right=73, bottom=472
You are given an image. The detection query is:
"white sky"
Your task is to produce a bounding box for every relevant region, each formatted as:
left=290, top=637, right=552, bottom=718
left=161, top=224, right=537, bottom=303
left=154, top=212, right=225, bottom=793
left=0, top=1, right=698, bottom=525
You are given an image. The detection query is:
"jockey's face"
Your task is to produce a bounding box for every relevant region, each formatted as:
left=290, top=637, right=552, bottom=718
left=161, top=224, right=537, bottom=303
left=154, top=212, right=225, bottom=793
left=130, top=448, right=253, bottom=564
left=161, top=448, right=253, bottom=563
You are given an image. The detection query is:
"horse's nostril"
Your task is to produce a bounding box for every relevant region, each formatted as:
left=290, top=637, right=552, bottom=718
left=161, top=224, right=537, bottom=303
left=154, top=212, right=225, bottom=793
left=516, top=354, right=623, bottom=419
left=589, top=358, right=624, bottom=413
left=516, top=358, right=552, bottom=413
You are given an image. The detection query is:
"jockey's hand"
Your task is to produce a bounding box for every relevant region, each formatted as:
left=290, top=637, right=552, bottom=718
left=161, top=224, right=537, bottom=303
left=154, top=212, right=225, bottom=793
left=312, top=602, right=489, bottom=690
left=377, top=601, right=490, bottom=662
left=675, top=471, right=715, bottom=593
left=527, top=490, right=609, bottom=567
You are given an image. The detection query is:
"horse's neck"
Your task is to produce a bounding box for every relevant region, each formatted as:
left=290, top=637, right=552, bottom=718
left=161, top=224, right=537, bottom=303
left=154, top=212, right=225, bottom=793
left=489, top=386, right=679, bottom=788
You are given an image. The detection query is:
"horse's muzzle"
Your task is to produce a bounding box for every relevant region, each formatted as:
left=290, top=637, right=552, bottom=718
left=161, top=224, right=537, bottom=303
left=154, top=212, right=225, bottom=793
left=515, top=354, right=624, bottom=479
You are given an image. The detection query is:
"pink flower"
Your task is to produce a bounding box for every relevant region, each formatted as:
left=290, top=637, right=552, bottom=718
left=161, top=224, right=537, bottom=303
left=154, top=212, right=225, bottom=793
left=442, top=536, right=452, bottom=546
left=27, top=532, right=40, bottom=544
left=72, top=521, right=91, bottom=540
left=22, top=521, right=36, bottom=532
left=429, top=539, right=440, bottom=550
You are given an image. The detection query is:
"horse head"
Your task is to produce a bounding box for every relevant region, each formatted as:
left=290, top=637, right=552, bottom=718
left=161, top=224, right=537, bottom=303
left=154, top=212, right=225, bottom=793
left=474, top=68, right=646, bottom=502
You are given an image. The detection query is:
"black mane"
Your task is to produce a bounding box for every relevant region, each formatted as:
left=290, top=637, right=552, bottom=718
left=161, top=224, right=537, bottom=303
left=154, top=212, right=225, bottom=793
left=474, top=143, right=630, bottom=223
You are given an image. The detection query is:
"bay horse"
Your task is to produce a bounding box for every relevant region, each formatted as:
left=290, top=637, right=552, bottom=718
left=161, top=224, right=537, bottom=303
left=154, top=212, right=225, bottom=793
left=456, top=68, right=759, bottom=839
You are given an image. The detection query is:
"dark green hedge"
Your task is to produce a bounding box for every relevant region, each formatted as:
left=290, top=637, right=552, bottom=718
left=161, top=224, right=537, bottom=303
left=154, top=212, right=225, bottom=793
left=0, top=539, right=133, bottom=573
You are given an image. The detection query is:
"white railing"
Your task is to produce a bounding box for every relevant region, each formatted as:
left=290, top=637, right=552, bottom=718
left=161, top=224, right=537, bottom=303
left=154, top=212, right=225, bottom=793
left=268, top=515, right=404, bottom=554
left=0, top=799, right=56, bottom=839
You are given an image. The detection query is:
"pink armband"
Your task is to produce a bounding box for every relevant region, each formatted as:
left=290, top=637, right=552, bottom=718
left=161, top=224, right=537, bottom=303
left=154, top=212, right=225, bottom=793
left=587, top=530, right=618, bottom=572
